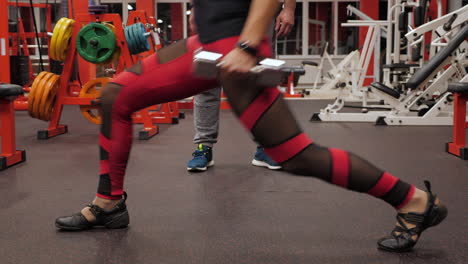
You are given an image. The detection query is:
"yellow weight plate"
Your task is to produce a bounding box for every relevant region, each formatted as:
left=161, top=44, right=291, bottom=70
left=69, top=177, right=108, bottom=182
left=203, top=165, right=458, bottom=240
left=37, top=74, right=59, bottom=121
left=57, top=18, right=75, bottom=61
left=50, top=18, right=75, bottom=61
left=79, top=77, right=111, bottom=124
left=51, top=18, right=74, bottom=61
left=56, top=19, right=75, bottom=61
left=32, top=72, right=55, bottom=121
left=50, top=18, right=68, bottom=60
left=28, top=72, right=49, bottom=119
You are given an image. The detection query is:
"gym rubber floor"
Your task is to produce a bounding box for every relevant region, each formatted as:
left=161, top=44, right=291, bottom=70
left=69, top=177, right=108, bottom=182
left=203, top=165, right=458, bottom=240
left=1, top=100, right=466, bottom=264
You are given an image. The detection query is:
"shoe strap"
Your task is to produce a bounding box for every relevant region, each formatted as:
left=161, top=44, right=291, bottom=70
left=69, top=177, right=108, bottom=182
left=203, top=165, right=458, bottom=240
left=391, top=225, right=419, bottom=237
left=394, top=180, right=438, bottom=233
left=87, top=192, right=128, bottom=218
left=88, top=204, right=105, bottom=218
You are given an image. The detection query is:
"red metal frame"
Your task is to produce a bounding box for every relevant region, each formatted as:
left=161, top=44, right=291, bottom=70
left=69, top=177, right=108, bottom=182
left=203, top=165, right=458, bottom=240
left=9, top=2, right=53, bottom=110
left=0, top=97, right=25, bottom=170
left=446, top=93, right=468, bottom=160
left=0, top=0, right=26, bottom=170
left=283, top=72, right=303, bottom=98
left=127, top=11, right=183, bottom=130
left=38, top=13, right=135, bottom=139
left=38, top=10, right=182, bottom=140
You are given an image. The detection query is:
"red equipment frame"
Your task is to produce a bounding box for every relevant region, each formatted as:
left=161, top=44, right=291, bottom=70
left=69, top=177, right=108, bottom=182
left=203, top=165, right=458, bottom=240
left=37, top=10, right=182, bottom=141
left=127, top=10, right=184, bottom=138
left=446, top=92, right=468, bottom=160
left=37, top=12, right=138, bottom=139
left=9, top=2, right=53, bottom=111
left=0, top=96, right=26, bottom=170
left=0, top=0, right=26, bottom=170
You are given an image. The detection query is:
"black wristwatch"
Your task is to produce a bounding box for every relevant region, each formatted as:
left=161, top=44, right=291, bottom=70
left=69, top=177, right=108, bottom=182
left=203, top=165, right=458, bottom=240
left=236, top=41, right=258, bottom=57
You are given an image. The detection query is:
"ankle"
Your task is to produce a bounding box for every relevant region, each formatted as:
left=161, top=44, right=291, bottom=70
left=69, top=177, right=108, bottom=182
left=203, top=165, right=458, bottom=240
left=93, top=196, right=121, bottom=210
left=398, top=188, right=427, bottom=213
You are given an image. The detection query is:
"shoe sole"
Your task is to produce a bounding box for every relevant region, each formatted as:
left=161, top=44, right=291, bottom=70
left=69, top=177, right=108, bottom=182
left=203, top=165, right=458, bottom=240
left=187, top=160, right=215, bottom=172
left=55, top=211, right=130, bottom=231
left=55, top=223, right=129, bottom=231
left=251, top=159, right=281, bottom=170
left=377, top=203, right=448, bottom=252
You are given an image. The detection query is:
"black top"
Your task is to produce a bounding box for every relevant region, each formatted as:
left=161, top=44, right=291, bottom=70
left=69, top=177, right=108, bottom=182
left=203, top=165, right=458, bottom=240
left=194, top=0, right=251, bottom=44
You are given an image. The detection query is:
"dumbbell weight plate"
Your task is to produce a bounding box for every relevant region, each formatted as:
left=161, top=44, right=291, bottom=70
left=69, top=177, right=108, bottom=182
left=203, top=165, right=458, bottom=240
left=124, top=25, right=137, bottom=55
left=28, top=72, right=48, bottom=119
left=37, top=74, right=60, bottom=121
left=130, top=24, right=141, bottom=53
left=79, top=77, right=111, bottom=125
left=32, top=72, right=54, bottom=121
left=50, top=17, right=75, bottom=61
left=130, top=24, right=144, bottom=54
left=76, top=23, right=116, bottom=64
left=135, top=23, right=150, bottom=52
left=99, top=23, right=120, bottom=65
left=54, top=18, right=74, bottom=61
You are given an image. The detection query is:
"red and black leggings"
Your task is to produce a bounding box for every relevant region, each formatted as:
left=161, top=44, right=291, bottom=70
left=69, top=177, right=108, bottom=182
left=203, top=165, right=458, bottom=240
left=97, top=35, right=415, bottom=209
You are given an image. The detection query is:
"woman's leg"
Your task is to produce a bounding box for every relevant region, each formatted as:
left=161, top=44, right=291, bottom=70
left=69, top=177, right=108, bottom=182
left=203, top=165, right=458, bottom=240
left=219, top=72, right=447, bottom=251
left=96, top=38, right=217, bottom=201
left=216, top=37, right=446, bottom=251
left=56, top=37, right=218, bottom=228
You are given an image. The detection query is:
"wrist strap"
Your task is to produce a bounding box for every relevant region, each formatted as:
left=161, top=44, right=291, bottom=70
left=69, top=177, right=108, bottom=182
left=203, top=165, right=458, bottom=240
left=236, top=41, right=258, bottom=57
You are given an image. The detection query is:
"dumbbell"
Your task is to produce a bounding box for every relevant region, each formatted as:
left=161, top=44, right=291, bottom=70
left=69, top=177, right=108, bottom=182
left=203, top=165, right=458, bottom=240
left=193, top=51, right=286, bottom=87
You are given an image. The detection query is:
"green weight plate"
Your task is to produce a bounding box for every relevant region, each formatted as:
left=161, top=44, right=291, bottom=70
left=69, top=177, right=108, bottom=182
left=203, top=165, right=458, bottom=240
left=76, top=23, right=116, bottom=64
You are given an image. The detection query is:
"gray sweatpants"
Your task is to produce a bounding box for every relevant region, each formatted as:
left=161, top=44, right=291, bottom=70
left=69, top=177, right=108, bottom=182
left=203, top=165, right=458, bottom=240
left=193, top=86, right=222, bottom=147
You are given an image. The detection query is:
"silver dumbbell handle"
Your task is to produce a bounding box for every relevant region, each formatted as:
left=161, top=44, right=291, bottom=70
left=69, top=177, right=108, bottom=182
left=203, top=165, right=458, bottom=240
left=193, top=51, right=286, bottom=87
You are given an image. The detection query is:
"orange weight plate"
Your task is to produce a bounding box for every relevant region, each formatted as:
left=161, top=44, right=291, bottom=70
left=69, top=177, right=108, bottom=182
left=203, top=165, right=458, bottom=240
left=28, top=72, right=51, bottom=119
left=37, top=74, right=60, bottom=121
left=28, top=71, right=46, bottom=118
left=79, top=77, right=111, bottom=124
left=32, top=72, right=56, bottom=121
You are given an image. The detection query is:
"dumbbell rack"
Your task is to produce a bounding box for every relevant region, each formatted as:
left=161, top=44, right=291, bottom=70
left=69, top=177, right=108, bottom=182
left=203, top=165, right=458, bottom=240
left=38, top=11, right=182, bottom=140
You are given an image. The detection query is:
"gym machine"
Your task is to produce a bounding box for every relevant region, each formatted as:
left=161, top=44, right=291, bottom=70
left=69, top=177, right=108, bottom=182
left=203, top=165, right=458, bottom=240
left=313, top=1, right=467, bottom=126
left=446, top=81, right=468, bottom=160
left=370, top=9, right=468, bottom=126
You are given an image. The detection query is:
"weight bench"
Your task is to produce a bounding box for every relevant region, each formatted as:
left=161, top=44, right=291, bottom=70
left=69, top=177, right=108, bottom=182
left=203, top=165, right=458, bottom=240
left=446, top=82, right=468, bottom=160
left=0, top=84, right=26, bottom=170
left=280, top=66, right=306, bottom=97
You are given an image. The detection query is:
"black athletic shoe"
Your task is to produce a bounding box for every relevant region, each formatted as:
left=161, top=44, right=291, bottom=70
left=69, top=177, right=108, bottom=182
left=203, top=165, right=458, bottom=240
left=55, top=192, right=130, bottom=231
left=377, top=181, right=448, bottom=252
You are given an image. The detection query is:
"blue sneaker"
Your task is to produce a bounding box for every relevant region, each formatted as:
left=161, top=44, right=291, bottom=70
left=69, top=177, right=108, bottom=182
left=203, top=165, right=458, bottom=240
left=187, top=144, right=214, bottom=172
left=251, top=146, right=282, bottom=170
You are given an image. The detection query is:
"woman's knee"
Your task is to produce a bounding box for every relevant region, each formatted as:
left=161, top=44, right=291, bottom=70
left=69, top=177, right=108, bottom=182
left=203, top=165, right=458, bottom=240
left=100, top=83, right=132, bottom=121
left=101, top=83, right=123, bottom=103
